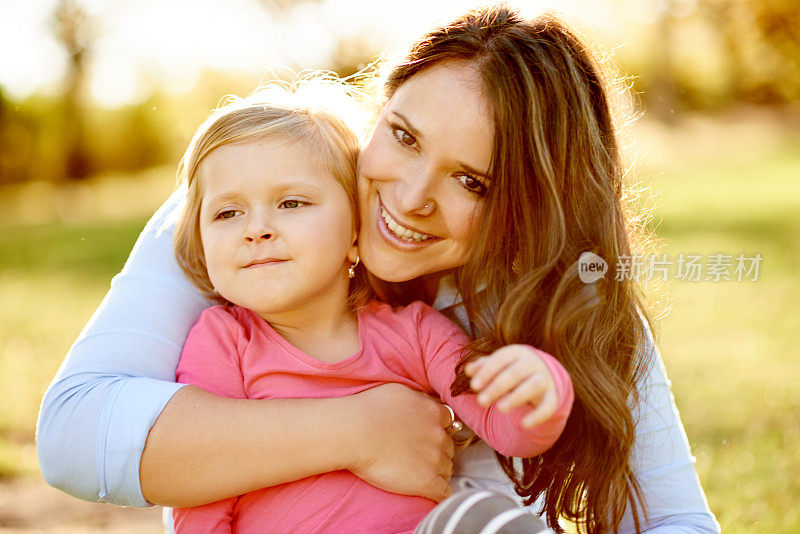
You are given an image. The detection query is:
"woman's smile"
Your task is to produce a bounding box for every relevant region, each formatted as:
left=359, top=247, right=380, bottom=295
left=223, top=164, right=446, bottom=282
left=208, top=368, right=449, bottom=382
left=376, top=196, right=440, bottom=249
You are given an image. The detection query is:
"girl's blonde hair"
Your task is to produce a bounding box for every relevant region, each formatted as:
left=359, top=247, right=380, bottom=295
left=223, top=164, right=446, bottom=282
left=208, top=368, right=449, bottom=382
left=173, top=82, right=373, bottom=309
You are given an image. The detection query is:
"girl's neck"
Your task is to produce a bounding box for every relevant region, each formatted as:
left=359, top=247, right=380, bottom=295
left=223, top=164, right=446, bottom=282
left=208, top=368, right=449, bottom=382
left=258, top=299, right=360, bottom=364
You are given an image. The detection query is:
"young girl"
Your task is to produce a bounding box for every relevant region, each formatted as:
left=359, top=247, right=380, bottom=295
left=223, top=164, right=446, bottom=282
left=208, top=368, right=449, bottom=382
left=170, top=89, right=573, bottom=533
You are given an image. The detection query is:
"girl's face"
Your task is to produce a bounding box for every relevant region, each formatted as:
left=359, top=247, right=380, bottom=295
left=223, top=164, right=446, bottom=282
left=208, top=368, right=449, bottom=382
left=199, top=140, right=357, bottom=319
left=357, top=61, right=495, bottom=284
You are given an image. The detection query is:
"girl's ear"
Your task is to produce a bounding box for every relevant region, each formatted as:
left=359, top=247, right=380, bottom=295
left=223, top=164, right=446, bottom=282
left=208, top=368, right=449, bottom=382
left=347, top=242, right=359, bottom=264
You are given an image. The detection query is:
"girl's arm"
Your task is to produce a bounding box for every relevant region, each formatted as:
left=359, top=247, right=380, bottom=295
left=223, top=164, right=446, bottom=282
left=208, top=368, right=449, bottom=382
left=414, top=303, right=573, bottom=458
left=36, top=189, right=454, bottom=508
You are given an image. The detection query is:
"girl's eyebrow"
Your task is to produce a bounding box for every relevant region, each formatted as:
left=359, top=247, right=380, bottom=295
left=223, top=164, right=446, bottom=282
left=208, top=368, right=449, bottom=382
left=205, top=181, right=323, bottom=207
left=270, top=180, right=323, bottom=197
left=205, top=191, right=240, bottom=207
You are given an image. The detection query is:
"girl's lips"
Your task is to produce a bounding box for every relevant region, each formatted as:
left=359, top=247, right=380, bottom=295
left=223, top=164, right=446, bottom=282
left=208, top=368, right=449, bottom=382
left=375, top=198, right=440, bottom=251
left=244, top=259, right=288, bottom=268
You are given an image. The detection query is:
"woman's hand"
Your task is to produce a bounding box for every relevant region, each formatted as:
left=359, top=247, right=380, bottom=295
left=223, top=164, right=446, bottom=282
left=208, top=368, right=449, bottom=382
left=345, top=383, right=455, bottom=503
left=465, top=344, right=559, bottom=428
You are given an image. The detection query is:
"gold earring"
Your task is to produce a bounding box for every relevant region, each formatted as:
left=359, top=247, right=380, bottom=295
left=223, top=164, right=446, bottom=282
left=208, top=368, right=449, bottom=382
left=348, top=256, right=360, bottom=279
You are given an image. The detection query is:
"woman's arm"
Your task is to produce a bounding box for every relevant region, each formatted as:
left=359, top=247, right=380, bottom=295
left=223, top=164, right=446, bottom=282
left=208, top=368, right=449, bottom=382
left=36, top=189, right=454, bottom=508
left=36, top=187, right=206, bottom=506
left=172, top=492, right=237, bottom=533
left=142, top=384, right=454, bottom=507
left=616, top=325, right=720, bottom=533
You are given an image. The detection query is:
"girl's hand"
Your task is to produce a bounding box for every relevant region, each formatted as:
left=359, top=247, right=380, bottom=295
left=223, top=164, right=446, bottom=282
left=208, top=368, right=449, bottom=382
left=344, top=383, right=455, bottom=503
left=465, top=344, right=559, bottom=428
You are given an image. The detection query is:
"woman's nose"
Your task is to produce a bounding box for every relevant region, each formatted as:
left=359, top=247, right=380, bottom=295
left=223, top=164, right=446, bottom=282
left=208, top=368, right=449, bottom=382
left=394, top=162, right=437, bottom=216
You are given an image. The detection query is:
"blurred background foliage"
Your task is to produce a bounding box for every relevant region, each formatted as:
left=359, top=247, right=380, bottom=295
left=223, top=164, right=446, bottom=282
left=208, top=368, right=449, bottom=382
left=1, top=0, right=798, bottom=188
left=0, top=0, right=798, bottom=532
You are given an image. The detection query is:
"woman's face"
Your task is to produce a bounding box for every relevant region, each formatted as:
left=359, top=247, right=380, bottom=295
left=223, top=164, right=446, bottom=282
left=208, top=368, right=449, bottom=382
left=357, top=61, right=495, bottom=283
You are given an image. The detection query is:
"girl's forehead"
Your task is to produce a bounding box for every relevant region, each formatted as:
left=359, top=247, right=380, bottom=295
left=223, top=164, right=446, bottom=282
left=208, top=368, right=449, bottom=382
left=198, top=141, right=339, bottom=194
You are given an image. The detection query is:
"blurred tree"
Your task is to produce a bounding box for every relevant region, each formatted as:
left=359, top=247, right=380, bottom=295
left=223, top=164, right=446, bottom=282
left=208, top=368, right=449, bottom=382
left=630, top=0, right=800, bottom=117
left=728, top=0, right=800, bottom=104
left=53, top=0, right=93, bottom=180
left=84, top=95, right=169, bottom=173
left=0, top=88, right=41, bottom=185
left=649, top=0, right=680, bottom=121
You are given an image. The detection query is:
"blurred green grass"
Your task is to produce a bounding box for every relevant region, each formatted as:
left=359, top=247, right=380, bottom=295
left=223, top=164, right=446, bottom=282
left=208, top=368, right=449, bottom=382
left=0, top=219, right=146, bottom=477
left=0, top=117, right=798, bottom=531
left=641, top=136, right=800, bottom=532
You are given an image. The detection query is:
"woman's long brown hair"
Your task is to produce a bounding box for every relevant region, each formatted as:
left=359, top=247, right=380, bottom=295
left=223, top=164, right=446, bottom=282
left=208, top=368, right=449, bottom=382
left=384, top=7, right=653, bottom=533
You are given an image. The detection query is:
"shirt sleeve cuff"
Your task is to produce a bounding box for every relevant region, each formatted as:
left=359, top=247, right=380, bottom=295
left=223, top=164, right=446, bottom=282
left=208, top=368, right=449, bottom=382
left=98, top=377, right=188, bottom=507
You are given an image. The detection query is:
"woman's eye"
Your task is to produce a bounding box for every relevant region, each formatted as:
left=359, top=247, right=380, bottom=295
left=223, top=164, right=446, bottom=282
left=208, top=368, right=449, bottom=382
left=279, top=199, right=306, bottom=209
left=456, top=174, right=487, bottom=195
left=393, top=126, right=417, bottom=148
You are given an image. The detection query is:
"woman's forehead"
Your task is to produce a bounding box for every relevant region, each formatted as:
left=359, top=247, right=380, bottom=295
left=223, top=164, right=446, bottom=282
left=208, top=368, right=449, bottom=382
left=385, top=61, right=494, bottom=175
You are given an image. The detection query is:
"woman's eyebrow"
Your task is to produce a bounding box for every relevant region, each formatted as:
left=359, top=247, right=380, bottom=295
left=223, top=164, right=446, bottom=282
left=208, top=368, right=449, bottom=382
left=391, top=110, right=490, bottom=179
left=389, top=111, right=423, bottom=140
left=458, top=162, right=491, bottom=180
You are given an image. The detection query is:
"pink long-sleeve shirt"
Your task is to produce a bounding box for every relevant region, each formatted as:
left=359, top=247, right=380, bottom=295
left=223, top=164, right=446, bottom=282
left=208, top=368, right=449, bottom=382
left=173, top=300, right=573, bottom=534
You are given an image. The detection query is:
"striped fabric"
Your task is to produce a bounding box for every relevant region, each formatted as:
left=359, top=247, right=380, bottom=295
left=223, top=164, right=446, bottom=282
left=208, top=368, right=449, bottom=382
left=414, top=490, right=554, bottom=534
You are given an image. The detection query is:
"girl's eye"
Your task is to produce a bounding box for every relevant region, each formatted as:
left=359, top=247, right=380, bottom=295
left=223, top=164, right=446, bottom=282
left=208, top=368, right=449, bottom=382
left=392, top=126, right=417, bottom=148
left=279, top=199, right=306, bottom=209
left=217, top=210, right=240, bottom=220
left=456, top=174, right=488, bottom=196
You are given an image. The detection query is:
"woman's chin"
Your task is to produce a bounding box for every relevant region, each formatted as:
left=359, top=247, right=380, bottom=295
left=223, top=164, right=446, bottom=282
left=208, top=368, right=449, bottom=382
left=365, top=257, right=453, bottom=287
left=364, top=262, right=418, bottom=284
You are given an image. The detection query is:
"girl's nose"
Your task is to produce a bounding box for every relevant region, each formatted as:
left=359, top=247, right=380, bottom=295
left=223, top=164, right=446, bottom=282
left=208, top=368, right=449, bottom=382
left=244, top=213, right=275, bottom=242
left=394, top=162, right=437, bottom=216
left=245, top=230, right=273, bottom=242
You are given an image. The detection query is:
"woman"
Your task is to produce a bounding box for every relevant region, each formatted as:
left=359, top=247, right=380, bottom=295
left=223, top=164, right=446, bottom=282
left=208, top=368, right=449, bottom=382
left=37, top=6, right=718, bottom=533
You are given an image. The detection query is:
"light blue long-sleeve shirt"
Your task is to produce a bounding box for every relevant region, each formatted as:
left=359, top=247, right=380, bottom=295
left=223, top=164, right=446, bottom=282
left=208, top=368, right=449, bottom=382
left=36, top=188, right=719, bottom=532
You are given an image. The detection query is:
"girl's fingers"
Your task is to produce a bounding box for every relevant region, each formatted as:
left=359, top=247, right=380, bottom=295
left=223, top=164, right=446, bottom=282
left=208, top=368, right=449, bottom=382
left=468, top=349, right=518, bottom=391
left=475, top=360, right=531, bottom=407
left=496, top=374, right=547, bottom=412
left=522, top=389, right=559, bottom=428
left=464, top=357, right=488, bottom=377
